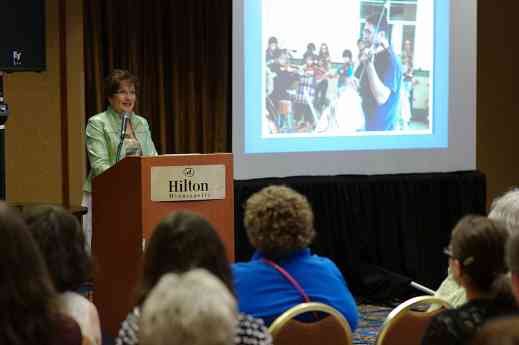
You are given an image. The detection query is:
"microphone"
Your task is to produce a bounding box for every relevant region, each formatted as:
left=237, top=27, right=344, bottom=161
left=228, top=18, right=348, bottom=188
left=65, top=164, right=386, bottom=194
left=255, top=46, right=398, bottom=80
left=116, top=112, right=130, bottom=162
left=119, top=112, right=130, bottom=141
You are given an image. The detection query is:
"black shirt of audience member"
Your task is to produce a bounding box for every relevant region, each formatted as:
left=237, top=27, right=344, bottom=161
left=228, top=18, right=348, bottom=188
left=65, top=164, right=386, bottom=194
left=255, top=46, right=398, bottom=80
left=421, top=293, right=518, bottom=345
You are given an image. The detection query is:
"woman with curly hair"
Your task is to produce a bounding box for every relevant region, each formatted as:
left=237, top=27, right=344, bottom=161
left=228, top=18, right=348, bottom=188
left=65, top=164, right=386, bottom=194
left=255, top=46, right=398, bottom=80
left=24, top=205, right=101, bottom=345
left=0, top=204, right=82, bottom=345
left=232, top=185, right=358, bottom=329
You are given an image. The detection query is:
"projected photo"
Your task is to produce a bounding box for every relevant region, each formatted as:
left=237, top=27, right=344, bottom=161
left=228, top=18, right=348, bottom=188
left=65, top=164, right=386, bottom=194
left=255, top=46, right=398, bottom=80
left=263, top=0, right=433, bottom=137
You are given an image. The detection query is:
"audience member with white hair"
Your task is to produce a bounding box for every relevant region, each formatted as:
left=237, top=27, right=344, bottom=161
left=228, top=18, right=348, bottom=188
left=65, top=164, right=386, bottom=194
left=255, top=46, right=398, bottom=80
left=506, top=231, right=519, bottom=303
left=434, top=188, right=519, bottom=307
left=140, top=269, right=237, bottom=345
left=115, top=211, right=272, bottom=345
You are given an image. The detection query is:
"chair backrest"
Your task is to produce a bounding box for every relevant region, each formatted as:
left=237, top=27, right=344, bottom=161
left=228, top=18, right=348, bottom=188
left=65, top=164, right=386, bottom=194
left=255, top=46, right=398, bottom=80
left=269, top=302, right=353, bottom=345
left=375, top=296, right=452, bottom=345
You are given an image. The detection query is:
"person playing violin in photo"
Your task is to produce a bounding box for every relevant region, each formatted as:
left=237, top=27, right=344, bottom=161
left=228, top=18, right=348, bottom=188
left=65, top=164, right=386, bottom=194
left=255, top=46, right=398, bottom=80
left=355, top=12, right=402, bottom=131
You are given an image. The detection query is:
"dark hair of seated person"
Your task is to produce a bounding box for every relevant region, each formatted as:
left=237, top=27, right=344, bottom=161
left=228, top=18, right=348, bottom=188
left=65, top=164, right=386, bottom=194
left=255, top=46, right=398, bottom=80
left=449, top=215, right=510, bottom=295
left=422, top=215, right=517, bottom=345
left=136, top=211, right=234, bottom=304
left=0, top=204, right=74, bottom=345
left=24, top=205, right=92, bottom=292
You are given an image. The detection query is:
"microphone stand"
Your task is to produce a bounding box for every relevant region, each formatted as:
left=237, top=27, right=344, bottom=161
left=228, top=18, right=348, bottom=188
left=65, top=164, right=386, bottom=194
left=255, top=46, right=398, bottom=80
left=115, top=112, right=129, bottom=163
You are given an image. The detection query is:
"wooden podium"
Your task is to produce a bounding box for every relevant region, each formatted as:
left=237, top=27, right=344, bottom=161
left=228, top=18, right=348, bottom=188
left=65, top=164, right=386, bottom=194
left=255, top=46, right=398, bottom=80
left=91, top=153, right=234, bottom=336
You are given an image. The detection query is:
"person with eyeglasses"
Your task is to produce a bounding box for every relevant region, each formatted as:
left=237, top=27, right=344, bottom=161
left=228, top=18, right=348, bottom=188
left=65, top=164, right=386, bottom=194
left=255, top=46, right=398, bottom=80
left=82, top=69, right=158, bottom=252
left=421, top=215, right=517, bottom=345
left=434, top=189, right=519, bottom=308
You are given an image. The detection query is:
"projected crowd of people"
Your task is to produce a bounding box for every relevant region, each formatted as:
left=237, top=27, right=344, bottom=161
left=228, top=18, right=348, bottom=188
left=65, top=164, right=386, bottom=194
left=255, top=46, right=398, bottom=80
left=264, top=12, right=427, bottom=136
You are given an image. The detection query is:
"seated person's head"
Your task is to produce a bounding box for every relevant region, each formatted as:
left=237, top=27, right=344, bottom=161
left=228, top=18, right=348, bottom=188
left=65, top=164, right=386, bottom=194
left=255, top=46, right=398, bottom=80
left=138, top=211, right=233, bottom=303
left=23, top=205, right=92, bottom=293
left=0, top=204, right=58, bottom=343
left=244, top=185, right=315, bottom=259
left=139, top=269, right=237, bottom=345
left=448, top=215, right=509, bottom=295
left=471, top=316, right=519, bottom=345
left=506, top=232, right=519, bottom=303
left=489, top=188, right=519, bottom=235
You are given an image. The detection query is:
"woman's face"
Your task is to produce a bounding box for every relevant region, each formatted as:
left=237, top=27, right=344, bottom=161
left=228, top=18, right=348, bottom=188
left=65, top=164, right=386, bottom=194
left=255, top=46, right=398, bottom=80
left=109, top=80, right=136, bottom=114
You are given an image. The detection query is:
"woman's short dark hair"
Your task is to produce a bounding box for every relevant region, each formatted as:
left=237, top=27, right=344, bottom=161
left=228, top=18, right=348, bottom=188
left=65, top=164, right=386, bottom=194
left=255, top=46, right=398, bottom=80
left=0, top=204, right=58, bottom=345
left=24, top=205, right=92, bottom=292
left=450, top=215, right=509, bottom=292
left=137, top=211, right=233, bottom=303
left=268, top=36, right=278, bottom=45
left=104, top=69, right=138, bottom=99
left=244, top=185, right=315, bottom=259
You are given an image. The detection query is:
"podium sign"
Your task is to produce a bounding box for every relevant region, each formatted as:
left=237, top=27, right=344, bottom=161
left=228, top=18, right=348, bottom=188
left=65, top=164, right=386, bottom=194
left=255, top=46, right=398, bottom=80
left=150, top=165, right=226, bottom=201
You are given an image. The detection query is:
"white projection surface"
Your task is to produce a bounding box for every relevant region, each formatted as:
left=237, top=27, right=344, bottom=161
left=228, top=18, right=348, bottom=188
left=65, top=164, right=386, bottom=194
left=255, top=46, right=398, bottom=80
left=233, top=0, right=476, bottom=180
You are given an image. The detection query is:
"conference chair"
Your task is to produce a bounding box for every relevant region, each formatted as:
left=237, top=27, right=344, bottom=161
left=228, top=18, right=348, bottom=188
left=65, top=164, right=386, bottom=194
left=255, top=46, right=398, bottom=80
left=269, top=302, right=353, bottom=345
left=375, top=296, right=452, bottom=345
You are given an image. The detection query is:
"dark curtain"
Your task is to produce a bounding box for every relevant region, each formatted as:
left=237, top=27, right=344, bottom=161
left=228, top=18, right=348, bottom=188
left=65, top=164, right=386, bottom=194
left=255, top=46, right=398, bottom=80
left=84, top=0, right=231, bottom=154
left=235, top=171, right=486, bottom=300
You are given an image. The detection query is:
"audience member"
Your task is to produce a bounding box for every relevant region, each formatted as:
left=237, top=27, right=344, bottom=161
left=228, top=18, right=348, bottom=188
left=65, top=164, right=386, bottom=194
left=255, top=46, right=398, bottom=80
left=434, top=189, right=519, bottom=307
left=422, top=215, right=517, bottom=345
left=24, top=205, right=101, bottom=345
left=232, top=185, right=358, bottom=329
left=0, top=204, right=82, bottom=345
left=506, top=231, right=519, bottom=303
left=471, top=316, right=519, bottom=345
left=116, top=211, right=272, bottom=345
left=140, top=270, right=237, bottom=345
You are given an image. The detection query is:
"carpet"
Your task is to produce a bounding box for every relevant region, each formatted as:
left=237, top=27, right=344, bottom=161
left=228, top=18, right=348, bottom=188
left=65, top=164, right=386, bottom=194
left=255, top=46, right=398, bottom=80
left=352, top=304, right=393, bottom=345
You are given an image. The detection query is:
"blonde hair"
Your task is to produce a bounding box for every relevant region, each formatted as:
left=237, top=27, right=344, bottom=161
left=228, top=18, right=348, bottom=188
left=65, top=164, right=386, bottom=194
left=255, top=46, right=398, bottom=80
left=140, top=269, right=237, bottom=345
left=244, top=185, right=315, bottom=258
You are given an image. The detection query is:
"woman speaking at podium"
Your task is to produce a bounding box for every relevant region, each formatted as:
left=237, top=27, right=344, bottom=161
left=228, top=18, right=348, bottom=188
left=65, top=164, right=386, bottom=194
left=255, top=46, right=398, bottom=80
left=82, top=69, right=158, bottom=252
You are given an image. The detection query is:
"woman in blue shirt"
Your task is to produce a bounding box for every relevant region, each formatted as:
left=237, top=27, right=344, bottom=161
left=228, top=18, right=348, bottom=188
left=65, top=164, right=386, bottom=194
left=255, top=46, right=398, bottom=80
left=232, top=185, right=359, bottom=329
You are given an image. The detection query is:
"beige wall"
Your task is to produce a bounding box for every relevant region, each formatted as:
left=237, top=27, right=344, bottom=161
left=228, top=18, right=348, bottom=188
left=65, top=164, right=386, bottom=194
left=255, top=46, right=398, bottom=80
left=4, top=0, right=85, bottom=205
left=476, top=2, right=519, bottom=208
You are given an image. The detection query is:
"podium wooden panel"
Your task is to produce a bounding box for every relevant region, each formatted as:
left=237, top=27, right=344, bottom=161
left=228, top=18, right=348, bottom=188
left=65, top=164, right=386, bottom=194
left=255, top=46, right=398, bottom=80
left=92, top=153, right=234, bottom=336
